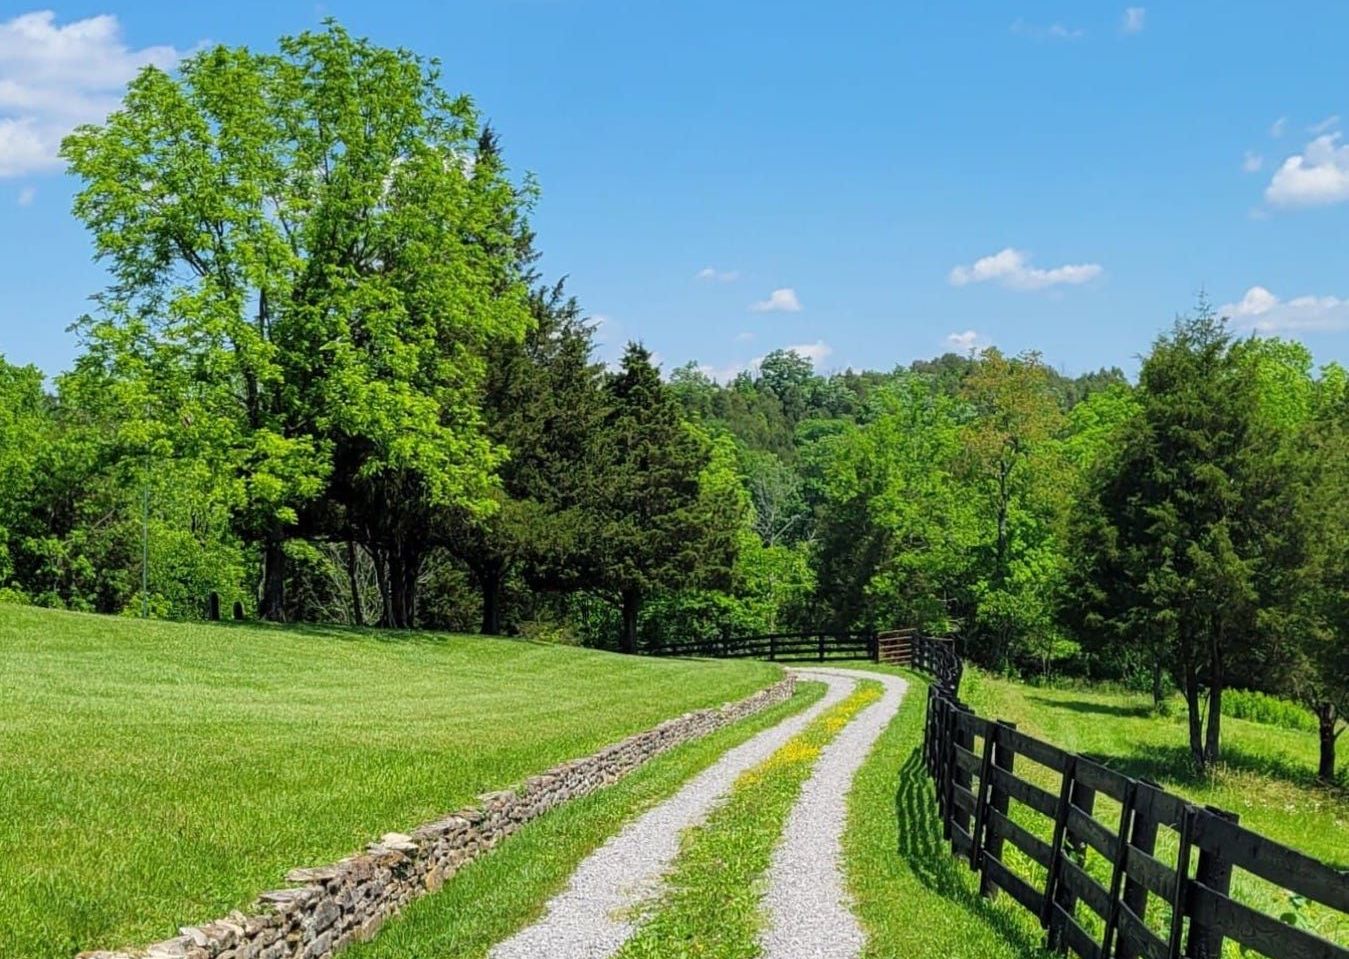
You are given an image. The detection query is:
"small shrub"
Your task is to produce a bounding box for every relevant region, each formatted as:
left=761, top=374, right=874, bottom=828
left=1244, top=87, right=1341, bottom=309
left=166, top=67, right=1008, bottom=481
left=1222, top=688, right=1317, bottom=733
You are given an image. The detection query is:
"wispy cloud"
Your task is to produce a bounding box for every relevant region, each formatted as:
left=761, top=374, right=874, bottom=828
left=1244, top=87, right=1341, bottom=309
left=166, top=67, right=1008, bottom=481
left=948, top=248, right=1103, bottom=292
left=16, top=184, right=34, bottom=205
left=1308, top=115, right=1340, bottom=135
left=1242, top=151, right=1264, bottom=173
left=0, top=11, right=186, bottom=178
left=749, top=287, right=802, bottom=313
left=1011, top=18, right=1085, bottom=41
left=1270, top=116, right=1288, bottom=138
left=1221, top=285, right=1349, bottom=333
left=1120, top=7, right=1146, bottom=34
left=696, top=266, right=740, bottom=283
left=1264, top=133, right=1349, bottom=208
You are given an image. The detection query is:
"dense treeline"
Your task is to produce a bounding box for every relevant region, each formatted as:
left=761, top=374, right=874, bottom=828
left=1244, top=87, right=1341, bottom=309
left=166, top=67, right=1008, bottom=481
left=0, top=24, right=1343, bottom=779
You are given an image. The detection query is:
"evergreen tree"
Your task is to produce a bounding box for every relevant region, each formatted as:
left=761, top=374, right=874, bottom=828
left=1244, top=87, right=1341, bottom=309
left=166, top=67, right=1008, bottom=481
left=587, top=344, right=732, bottom=653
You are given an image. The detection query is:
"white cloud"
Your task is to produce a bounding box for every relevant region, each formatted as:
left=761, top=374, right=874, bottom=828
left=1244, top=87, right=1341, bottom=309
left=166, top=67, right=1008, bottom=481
left=0, top=11, right=183, bottom=178
left=696, top=266, right=740, bottom=283
left=734, top=331, right=754, bottom=342
left=1308, top=115, right=1340, bottom=135
left=1220, top=285, right=1349, bottom=333
left=786, top=339, right=832, bottom=363
left=1270, top=116, right=1288, bottom=138
left=749, top=287, right=802, bottom=313
left=1121, top=7, right=1146, bottom=34
left=948, top=248, right=1103, bottom=292
left=1242, top=151, right=1263, bottom=173
left=946, top=330, right=987, bottom=352
left=1264, top=133, right=1349, bottom=207
left=699, top=339, right=834, bottom=383
left=17, top=183, right=35, bottom=205
left=1011, top=18, right=1084, bottom=40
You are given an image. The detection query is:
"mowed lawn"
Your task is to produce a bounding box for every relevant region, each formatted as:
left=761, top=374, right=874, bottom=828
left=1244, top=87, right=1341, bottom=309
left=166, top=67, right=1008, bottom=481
left=0, top=606, right=779, bottom=959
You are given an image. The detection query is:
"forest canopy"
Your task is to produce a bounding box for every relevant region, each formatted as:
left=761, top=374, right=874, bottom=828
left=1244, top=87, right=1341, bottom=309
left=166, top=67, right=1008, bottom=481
left=0, top=23, right=1344, bottom=779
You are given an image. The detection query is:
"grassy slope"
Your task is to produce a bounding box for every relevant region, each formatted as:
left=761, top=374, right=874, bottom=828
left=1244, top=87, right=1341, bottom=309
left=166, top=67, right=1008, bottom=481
left=0, top=606, right=779, bottom=959
left=959, top=668, right=1347, bottom=867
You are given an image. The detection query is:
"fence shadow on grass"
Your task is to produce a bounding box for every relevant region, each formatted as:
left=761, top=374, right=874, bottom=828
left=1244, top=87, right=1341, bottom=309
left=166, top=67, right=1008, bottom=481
left=893, top=747, right=1052, bottom=959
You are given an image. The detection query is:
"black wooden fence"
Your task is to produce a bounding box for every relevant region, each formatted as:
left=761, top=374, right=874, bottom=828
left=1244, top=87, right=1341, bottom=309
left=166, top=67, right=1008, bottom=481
left=911, top=644, right=1349, bottom=959
left=648, top=630, right=877, bottom=662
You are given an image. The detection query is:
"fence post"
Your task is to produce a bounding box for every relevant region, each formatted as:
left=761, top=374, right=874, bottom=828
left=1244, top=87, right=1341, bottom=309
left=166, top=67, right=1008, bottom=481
left=1117, top=782, right=1162, bottom=959
left=971, top=716, right=997, bottom=870
left=1048, top=767, right=1096, bottom=950
left=979, top=720, right=1016, bottom=899
left=769, top=635, right=776, bottom=661
left=1184, top=807, right=1238, bottom=959
left=951, top=703, right=975, bottom=852
left=1167, top=806, right=1196, bottom=959
left=1098, top=779, right=1136, bottom=958
left=1042, top=755, right=1077, bottom=938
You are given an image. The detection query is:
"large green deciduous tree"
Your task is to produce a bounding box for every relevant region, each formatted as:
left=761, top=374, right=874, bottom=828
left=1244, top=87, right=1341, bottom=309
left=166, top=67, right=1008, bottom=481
left=61, top=23, right=532, bottom=624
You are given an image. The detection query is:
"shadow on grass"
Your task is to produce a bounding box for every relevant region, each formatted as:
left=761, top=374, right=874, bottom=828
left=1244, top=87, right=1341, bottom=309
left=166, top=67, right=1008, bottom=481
left=1024, top=694, right=1155, bottom=719
left=1079, top=741, right=1346, bottom=798
left=894, top=748, right=1051, bottom=959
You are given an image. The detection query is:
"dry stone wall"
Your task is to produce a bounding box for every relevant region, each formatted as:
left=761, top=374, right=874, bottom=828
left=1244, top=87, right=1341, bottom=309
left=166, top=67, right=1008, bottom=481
left=80, top=676, right=796, bottom=959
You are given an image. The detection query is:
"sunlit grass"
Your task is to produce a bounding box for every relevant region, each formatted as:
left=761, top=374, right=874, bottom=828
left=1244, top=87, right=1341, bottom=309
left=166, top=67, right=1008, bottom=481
left=0, top=605, right=779, bottom=959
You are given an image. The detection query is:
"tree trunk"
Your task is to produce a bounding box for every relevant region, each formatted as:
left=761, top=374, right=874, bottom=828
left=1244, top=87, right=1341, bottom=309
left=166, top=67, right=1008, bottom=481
left=1151, top=652, right=1164, bottom=709
left=259, top=530, right=286, bottom=622
left=1204, top=680, right=1223, bottom=767
left=1203, top=626, right=1224, bottom=766
left=1183, top=647, right=1205, bottom=768
left=1316, top=703, right=1339, bottom=782
left=372, top=547, right=393, bottom=627
left=620, top=588, right=641, bottom=654
left=386, top=544, right=421, bottom=629
left=480, top=563, right=503, bottom=635
left=345, top=536, right=363, bottom=627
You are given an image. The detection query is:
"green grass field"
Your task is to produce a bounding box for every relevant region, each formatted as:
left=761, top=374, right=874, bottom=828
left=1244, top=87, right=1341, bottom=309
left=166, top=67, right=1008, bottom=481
left=0, top=606, right=779, bottom=959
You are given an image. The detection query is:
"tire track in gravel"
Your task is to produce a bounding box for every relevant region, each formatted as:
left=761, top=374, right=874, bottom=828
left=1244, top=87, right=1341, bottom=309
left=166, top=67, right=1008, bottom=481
left=488, top=670, right=860, bottom=959
left=759, top=668, right=908, bottom=959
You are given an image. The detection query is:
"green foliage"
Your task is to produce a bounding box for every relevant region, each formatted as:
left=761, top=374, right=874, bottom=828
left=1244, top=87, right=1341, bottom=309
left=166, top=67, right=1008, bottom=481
left=1222, top=688, right=1319, bottom=733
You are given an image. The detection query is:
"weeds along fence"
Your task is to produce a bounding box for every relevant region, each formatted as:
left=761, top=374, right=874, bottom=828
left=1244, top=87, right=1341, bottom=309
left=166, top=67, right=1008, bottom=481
left=910, top=636, right=1349, bottom=959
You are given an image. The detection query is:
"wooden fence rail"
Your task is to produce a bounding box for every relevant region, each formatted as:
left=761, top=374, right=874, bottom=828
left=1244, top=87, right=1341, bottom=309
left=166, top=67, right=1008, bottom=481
left=910, top=649, right=1349, bottom=959
left=648, top=630, right=877, bottom=662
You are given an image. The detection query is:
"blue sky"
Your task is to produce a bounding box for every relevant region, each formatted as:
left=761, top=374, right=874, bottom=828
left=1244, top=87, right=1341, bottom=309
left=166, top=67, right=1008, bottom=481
left=2, top=1, right=1348, bottom=381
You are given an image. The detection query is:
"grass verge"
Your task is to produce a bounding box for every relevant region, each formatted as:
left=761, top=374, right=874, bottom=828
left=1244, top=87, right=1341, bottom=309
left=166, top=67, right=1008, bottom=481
left=612, top=680, right=884, bottom=959
left=344, top=681, right=828, bottom=959
left=0, top=605, right=780, bottom=959
left=839, top=664, right=1050, bottom=959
